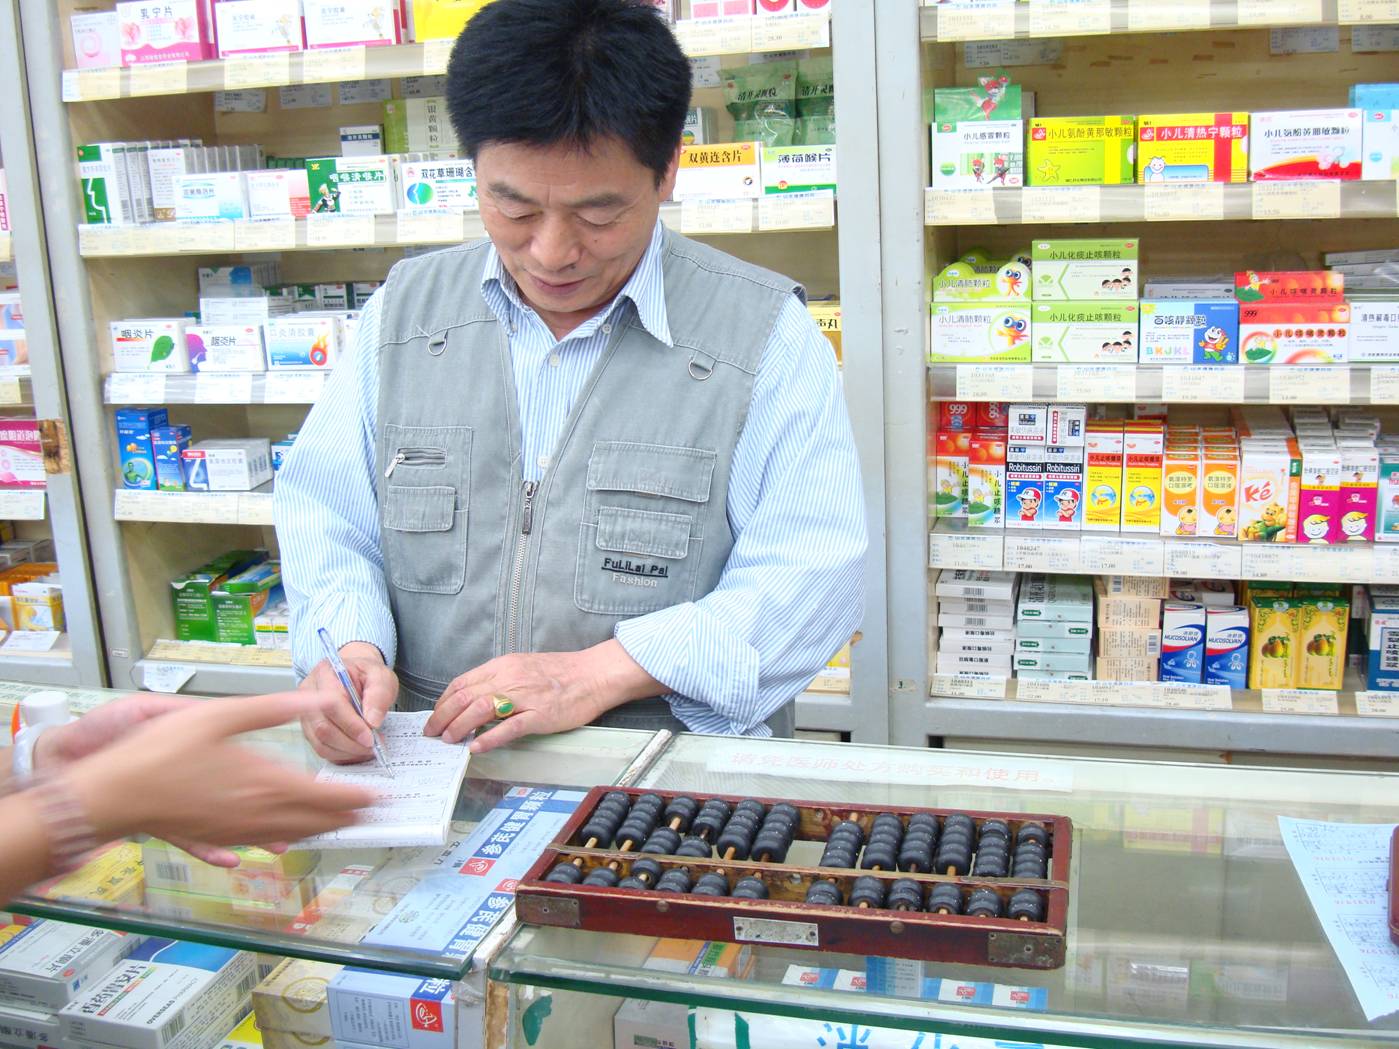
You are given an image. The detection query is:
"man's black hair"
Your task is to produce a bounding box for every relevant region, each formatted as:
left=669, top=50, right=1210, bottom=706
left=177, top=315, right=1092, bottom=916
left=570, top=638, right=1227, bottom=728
left=446, top=0, right=692, bottom=185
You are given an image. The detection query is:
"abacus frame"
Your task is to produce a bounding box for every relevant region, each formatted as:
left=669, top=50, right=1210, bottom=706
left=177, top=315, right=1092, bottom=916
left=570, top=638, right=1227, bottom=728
left=516, top=787, right=1072, bottom=970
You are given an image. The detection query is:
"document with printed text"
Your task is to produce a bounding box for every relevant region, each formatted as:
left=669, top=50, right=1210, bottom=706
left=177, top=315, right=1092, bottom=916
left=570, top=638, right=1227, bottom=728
left=300, top=710, right=471, bottom=849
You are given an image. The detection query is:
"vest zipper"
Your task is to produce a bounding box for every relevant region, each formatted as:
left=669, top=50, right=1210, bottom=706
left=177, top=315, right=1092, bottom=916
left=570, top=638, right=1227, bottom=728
left=384, top=447, right=447, bottom=477
left=505, top=480, right=538, bottom=653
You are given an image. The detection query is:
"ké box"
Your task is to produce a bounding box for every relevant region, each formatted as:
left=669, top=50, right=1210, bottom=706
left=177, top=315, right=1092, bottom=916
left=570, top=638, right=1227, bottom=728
left=1031, top=239, right=1138, bottom=301
left=1032, top=303, right=1139, bottom=363
left=1138, top=301, right=1239, bottom=365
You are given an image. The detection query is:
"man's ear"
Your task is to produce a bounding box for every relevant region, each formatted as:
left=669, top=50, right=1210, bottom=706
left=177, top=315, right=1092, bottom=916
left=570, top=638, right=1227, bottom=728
left=659, top=145, right=681, bottom=199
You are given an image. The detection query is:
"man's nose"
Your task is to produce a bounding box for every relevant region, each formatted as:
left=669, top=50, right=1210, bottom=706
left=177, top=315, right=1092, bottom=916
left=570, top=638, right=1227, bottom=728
left=531, top=214, right=582, bottom=274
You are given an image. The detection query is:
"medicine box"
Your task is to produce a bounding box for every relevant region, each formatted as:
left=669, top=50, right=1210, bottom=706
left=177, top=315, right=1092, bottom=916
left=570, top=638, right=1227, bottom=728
left=1350, top=301, right=1399, bottom=362
left=1097, top=627, right=1163, bottom=659
left=70, top=10, right=121, bottom=69
left=305, top=156, right=395, bottom=214
left=1362, top=108, right=1398, bottom=181
left=212, top=560, right=281, bottom=645
left=182, top=438, right=273, bottom=492
left=932, top=252, right=1033, bottom=303
left=1015, top=634, right=1092, bottom=655
left=302, top=0, right=401, bottom=47
left=1366, top=587, right=1399, bottom=691
left=213, top=0, right=306, bottom=56
left=33, top=841, right=144, bottom=909
left=934, top=569, right=1018, bottom=601
left=1250, top=108, right=1364, bottom=180
left=1017, top=574, right=1092, bottom=622
left=327, top=971, right=457, bottom=1049
left=1094, top=655, right=1159, bottom=681
left=1138, top=300, right=1240, bottom=365
left=110, top=318, right=190, bottom=373
left=185, top=324, right=266, bottom=372
left=966, top=430, right=1006, bottom=528
left=692, top=0, right=754, bottom=15
left=254, top=958, right=337, bottom=1044
left=0, top=921, right=142, bottom=1011
left=115, top=1, right=213, bottom=64
left=683, top=106, right=717, bottom=146
left=409, top=0, right=496, bottom=40
left=59, top=940, right=255, bottom=1049
left=1340, top=444, right=1379, bottom=542
left=216, top=1012, right=262, bottom=1049
left=931, top=120, right=1024, bottom=189
left=1032, top=302, right=1139, bottom=363
left=0, top=420, right=44, bottom=490
left=399, top=158, right=478, bottom=210
left=151, top=424, right=192, bottom=492
left=1031, top=239, right=1139, bottom=301
left=1121, top=422, right=1164, bottom=533
left=245, top=169, right=312, bottom=219
left=1015, top=618, right=1092, bottom=640
left=1042, top=444, right=1084, bottom=530
left=174, top=172, right=249, bottom=222
left=78, top=143, right=133, bottom=225
left=115, top=407, right=169, bottom=491
left=675, top=142, right=763, bottom=200
left=1014, top=651, right=1092, bottom=673
left=0, top=1000, right=60, bottom=1049
left=1099, top=575, right=1172, bottom=599
left=171, top=550, right=268, bottom=642
left=200, top=296, right=273, bottom=327
left=1005, top=441, right=1044, bottom=527
left=340, top=124, right=384, bottom=157
left=11, top=580, right=62, bottom=632
left=382, top=97, right=458, bottom=154
left=1027, top=116, right=1136, bottom=186
left=1137, top=112, right=1250, bottom=184
left=762, top=144, right=837, bottom=194
left=1237, top=302, right=1350, bottom=365
left=1204, top=605, right=1249, bottom=688
left=1160, top=602, right=1206, bottom=683
left=929, top=303, right=1032, bottom=363
left=264, top=315, right=341, bottom=370
left=1084, top=422, right=1124, bottom=531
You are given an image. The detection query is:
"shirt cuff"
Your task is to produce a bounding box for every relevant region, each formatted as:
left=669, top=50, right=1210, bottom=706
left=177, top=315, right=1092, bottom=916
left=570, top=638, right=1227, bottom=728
left=614, top=603, right=764, bottom=735
left=293, top=595, right=398, bottom=679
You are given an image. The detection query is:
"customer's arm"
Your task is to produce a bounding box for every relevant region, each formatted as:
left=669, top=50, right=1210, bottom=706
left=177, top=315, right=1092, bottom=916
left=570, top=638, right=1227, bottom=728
left=274, top=292, right=401, bottom=761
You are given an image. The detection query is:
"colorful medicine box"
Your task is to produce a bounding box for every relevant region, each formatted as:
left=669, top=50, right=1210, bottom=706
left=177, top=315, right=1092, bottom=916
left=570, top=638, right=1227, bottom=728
left=173, top=172, right=249, bottom=222
left=1031, top=302, right=1139, bottom=363
left=184, top=325, right=266, bottom=372
left=115, top=407, right=169, bottom=491
left=264, top=315, right=342, bottom=370
left=213, top=0, right=305, bottom=56
left=71, top=10, right=121, bottom=68
left=110, top=318, right=190, bottom=373
left=0, top=421, right=44, bottom=490
left=1160, top=602, right=1206, bottom=684
left=409, top=0, right=496, bottom=39
left=302, top=0, right=400, bottom=47
left=1350, top=301, right=1399, bottom=362
left=1250, top=109, right=1364, bottom=181
left=151, top=424, right=192, bottom=492
left=306, top=156, right=395, bottom=214
left=675, top=142, right=762, bottom=200
left=182, top=439, right=273, bottom=492
left=762, top=144, right=837, bottom=194
left=1027, top=116, right=1136, bottom=186
left=115, top=1, right=213, bottom=64
left=1138, top=301, right=1240, bottom=365
left=932, top=252, right=1032, bottom=303
left=929, top=303, right=1032, bottom=364
left=399, top=158, right=478, bottom=210
left=930, top=121, right=1024, bottom=189
left=1204, top=605, right=1249, bottom=688
left=1031, top=239, right=1138, bottom=301
left=212, top=561, right=281, bottom=645
left=245, top=169, right=312, bottom=219
left=1237, top=303, right=1351, bottom=365
left=1137, top=112, right=1249, bottom=184
left=1362, top=108, right=1398, bottom=181
left=1366, top=587, right=1399, bottom=691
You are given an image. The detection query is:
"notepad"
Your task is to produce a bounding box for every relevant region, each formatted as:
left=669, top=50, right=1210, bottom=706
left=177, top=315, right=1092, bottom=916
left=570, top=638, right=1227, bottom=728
left=299, top=710, right=471, bottom=849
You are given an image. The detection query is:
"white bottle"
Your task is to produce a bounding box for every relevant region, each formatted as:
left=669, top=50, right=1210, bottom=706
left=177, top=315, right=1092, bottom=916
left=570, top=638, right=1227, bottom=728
left=12, top=690, right=75, bottom=782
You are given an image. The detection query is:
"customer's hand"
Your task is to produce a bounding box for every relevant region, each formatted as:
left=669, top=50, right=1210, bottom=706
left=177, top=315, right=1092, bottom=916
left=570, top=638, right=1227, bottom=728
left=64, top=691, right=374, bottom=850
left=299, top=642, right=399, bottom=763
left=33, top=693, right=191, bottom=772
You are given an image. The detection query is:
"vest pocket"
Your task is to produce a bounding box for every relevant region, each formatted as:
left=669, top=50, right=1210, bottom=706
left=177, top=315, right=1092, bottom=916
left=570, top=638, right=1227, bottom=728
left=380, top=424, right=472, bottom=595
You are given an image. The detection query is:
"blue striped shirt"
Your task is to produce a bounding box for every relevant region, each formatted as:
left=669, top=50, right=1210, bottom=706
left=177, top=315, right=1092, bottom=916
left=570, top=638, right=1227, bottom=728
left=275, top=221, right=866, bottom=736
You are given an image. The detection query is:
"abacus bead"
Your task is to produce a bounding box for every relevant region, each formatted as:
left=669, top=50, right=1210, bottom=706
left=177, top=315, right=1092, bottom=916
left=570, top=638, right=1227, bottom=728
left=898, top=842, right=934, bottom=872
left=655, top=870, right=692, bottom=893
left=1013, top=861, right=1046, bottom=880
left=582, top=867, right=620, bottom=888
left=692, top=872, right=730, bottom=897
left=545, top=862, right=584, bottom=884
left=907, top=813, right=939, bottom=835
left=632, top=793, right=665, bottom=813
left=595, top=796, right=630, bottom=817
left=753, top=833, right=791, bottom=863
left=1008, top=889, right=1045, bottom=921
left=1016, top=823, right=1049, bottom=847
left=966, top=887, right=1003, bottom=918
left=602, top=791, right=631, bottom=809
left=973, top=854, right=1008, bottom=878
left=616, top=822, right=652, bottom=848
left=831, top=820, right=865, bottom=845
left=641, top=827, right=681, bottom=855
left=944, top=813, right=975, bottom=833
left=581, top=820, right=616, bottom=846
left=927, top=883, right=962, bottom=914
left=731, top=877, right=769, bottom=900
left=617, top=876, right=649, bottom=890
left=664, top=796, right=699, bottom=830
left=887, top=879, right=923, bottom=911
left=873, top=812, right=904, bottom=832
left=849, top=876, right=886, bottom=909
left=805, top=879, right=843, bottom=905
left=769, top=803, right=800, bottom=825
left=691, top=810, right=727, bottom=840
left=676, top=836, right=712, bottom=858
left=866, top=827, right=903, bottom=848
left=940, top=825, right=974, bottom=846
left=734, top=799, right=767, bottom=820
left=936, top=849, right=971, bottom=873
left=717, top=827, right=754, bottom=861
left=979, top=819, right=1011, bottom=842
left=820, top=846, right=856, bottom=867
left=860, top=845, right=898, bottom=871
left=631, top=857, right=663, bottom=885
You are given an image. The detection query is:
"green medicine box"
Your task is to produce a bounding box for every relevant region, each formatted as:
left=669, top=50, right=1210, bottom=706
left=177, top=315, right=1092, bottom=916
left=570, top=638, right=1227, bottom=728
left=171, top=549, right=268, bottom=642
left=212, top=562, right=282, bottom=646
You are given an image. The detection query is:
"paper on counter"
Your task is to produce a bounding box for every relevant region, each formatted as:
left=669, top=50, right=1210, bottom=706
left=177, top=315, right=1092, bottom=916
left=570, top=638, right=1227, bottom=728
left=301, top=710, right=470, bottom=849
left=1278, top=816, right=1399, bottom=1021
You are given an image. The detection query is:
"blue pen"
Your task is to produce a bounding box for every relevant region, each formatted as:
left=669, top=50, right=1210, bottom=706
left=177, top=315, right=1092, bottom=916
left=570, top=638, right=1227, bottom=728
left=317, top=627, right=393, bottom=776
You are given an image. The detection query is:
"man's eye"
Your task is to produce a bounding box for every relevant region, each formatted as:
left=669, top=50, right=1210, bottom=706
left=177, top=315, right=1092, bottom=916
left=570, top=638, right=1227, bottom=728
left=579, top=214, right=618, bottom=228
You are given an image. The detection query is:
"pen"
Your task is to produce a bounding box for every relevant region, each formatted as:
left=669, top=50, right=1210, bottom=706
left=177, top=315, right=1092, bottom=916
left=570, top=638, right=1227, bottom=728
left=317, top=627, right=393, bottom=777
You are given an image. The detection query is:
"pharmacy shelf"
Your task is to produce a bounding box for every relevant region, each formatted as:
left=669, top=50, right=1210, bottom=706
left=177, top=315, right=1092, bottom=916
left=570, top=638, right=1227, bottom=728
left=928, top=523, right=1399, bottom=584
left=0, top=372, right=35, bottom=408
left=928, top=362, right=1399, bottom=406
left=0, top=489, right=46, bottom=521
left=104, top=371, right=325, bottom=405
left=59, top=13, right=830, bottom=103
left=75, top=197, right=836, bottom=259
left=131, top=639, right=295, bottom=694
left=0, top=641, right=86, bottom=688
left=918, top=0, right=1385, bottom=44
left=112, top=486, right=274, bottom=526
left=925, top=181, right=1398, bottom=227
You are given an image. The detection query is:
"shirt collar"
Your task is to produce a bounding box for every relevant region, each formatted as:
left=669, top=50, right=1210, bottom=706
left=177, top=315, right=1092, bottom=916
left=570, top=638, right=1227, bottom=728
left=481, top=220, right=672, bottom=347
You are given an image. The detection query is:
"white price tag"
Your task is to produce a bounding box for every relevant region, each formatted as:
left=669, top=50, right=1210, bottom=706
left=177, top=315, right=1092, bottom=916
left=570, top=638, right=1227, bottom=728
left=1160, top=684, right=1233, bottom=711
left=934, top=0, right=1017, bottom=41
left=1270, top=366, right=1349, bottom=405
left=173, top=221, right=236, bottom=253
left=673, top=16, right=753, bottom=57
left=930, top=674, right=1007, bottom=700
left=1240, top=543, right=1294, bottom=580
left=962, top=39, right=1064, bottom=68
left=1086, top=680, right=1159, bottom=707
left=750, top=11, right=829, bottom=50
left=1376, top=545, right=1399, bottom=583
left=1293, top=543, right=1372, bottom=583
left=1079, top=535, right=1164, bottom=576
left=1262, top=689, right=1339, bottom=715
left=62, top=67, right=121, bottom=102
left=301, top=46, right=366, bottom=84
left=1021, top=186, right=1102, bottom=224
left=1252, top=180, right=1341, bottom=220
left=237, top=493, right=276, bottom=526
left=0, top=631, right=61, bottom=654
left=143, top=662, right=197, bottom=694
left=263, top=372, right=324, bottom=404
left=956, top=364, right=1033, bottom=401
left=337, top=78, right=391, bottom=104
left=195, top=373, right=254, bottom=403
left=1270, top=25, right=1340, bottom=53
left=0, top=381, right=22, bottom=406
left=224, top=51, right=291, bottom=89
left=0, top=491, right=45, bottom=520
left=1351, top=23, right=1399, bottom=50
left=1237, top=0, right=1323, bottom=23
left=926, top=188, right=998, bottom=226
left=1004, top=532, right=1079, bottom=572
left=396, top=209, right=467, bottom=244
left=1339, top=0, right=1399, bottom=22
left=928, top=528, right=1003, bottom=570
left=214, top=89, right=267, bottom=113
left=1355, top=691, right=1399, bottom=717
left=1028, top=0, right=1110, bottom=36
left=143, top=224, right=184, bottom=254
left=757, top=192, right=835, bottom=231
left=1163, top=540, right=1242, bottom=579
left=1161, top=366, right=1245, bottom=404
left=1013, top=678, right=1057, bottom=704
left=279, top=82, right=333, bottom=108
left=421, top=38, right=454, bottom=74
left=1370, top=366, right=1399, bottom=405
left=1145, top=183, right=1225, bottom=222
left=128, top=60, right=187, bottom=96
left=106, top=373, right=167, bottom=404
left=1126, top=0, right=1210, bottom=30
left=77, top=225, right=135, bottom=257
left=680, top=198, right=754, bottom=235
left=1057, top=365, right=1137, bottom=402
left=306, top=212, right=377, bottom=247
left=234, top=217, right=297, bottom=251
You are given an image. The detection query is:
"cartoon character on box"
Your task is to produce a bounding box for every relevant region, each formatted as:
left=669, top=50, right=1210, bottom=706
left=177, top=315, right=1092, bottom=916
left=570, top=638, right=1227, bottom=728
left=1199, top=326, right=1230, bottom=362
left=1301, top=514, right=1330, bottom=544
left=1016, top=486, right=1042, bottom=522
left=997, top=313, right=1030, bottom=350
left=991, top=154, right=1013, bottom=185
left=1341, top=510, right=1368, bottom=541
left=1176, top=506, right=1198, bottom=536
left=1054, top=488, right=1079, bottom=524
left=1215, top=506, right=1235, bottom=536
left=997, top=263, right=1027, bottom=299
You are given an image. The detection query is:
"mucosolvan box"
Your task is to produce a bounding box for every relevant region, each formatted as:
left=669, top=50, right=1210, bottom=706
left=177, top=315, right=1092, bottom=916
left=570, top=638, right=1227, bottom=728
left=1205, top=605, right=1249, bottom=688
left=1138, top=300, right=1240, bottom=365
left=1160, top=601, right=1207, bottom=684
left=0, top=921, right=142, bottom=1011
left=1032, top=302, right=1139, bottom=364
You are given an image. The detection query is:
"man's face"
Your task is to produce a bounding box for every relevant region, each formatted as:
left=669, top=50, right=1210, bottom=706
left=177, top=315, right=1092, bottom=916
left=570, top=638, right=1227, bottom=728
left=476, top=136, right=677, bottom=334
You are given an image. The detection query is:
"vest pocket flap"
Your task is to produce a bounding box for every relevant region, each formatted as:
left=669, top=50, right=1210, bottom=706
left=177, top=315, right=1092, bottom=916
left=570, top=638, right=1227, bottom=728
left=595, top=506, right=692, bottom=559
left=586, top=442, right=715, bottom=503
left=385, top=484, right=458, bottom=533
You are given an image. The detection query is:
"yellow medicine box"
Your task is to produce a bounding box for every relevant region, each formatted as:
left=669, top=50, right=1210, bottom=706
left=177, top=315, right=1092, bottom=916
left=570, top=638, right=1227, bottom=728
left=1028, top=116, right=1136, bottom=186
left=1137, top=112, right=1250, bottom=184
left=411, top=0, right=496, bottom=40
left=807, top=301, right=842, bottom=365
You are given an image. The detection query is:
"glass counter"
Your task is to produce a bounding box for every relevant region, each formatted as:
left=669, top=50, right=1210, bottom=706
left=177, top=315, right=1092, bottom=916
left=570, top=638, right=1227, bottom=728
left=490, top=735, right=1399, bottom=1048
left=3, top=684, right=659, bottom=980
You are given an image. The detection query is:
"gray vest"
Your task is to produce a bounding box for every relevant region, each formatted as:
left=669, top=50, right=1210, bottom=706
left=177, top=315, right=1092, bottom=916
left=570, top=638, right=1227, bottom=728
left=375, top=229, right=802, bottom=734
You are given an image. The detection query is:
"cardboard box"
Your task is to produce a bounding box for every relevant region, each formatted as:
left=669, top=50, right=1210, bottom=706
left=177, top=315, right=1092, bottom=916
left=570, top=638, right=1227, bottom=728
left=215, top=1012, right=263, bottom=1049
left=1048, top=404, right=1087, bottom=446
left=1339, top=444, right=1379, bottom=542
left=1094, top=597, right=1161, bottom=630
left=0, top=922, right=142, bottom=1011
left=762, top=144, right=837, bottom=194
left=264, top=315, right=341, bottom=370
left=1161, top=446, right=1201, bottom=538
left=1238, top=302, right=1350, bottom=365
left=213, top=1, right=306, bottom=55
left=0, top=420, right=44, bottom=491
left=1097, top=627, right=1163, bottom=659
left=253, top=958, right=337, bottom=1044
left=1015, top=634, right=1092, bottom=655
left=934, top=430, right=969, bottom=519
left=1015, top=618, right=1092, bottom=640
left=399, top=158, right=478, bottom=210
left=327, top=971, right=457, bottom=1049
left=1239, top=440, right=1300, bottom=542
left=1366, top=587, right=1399, bottom=691
left=937, top=613, right=1015, bottom=630
left=1250, top=108, right=1364, bottom=180
left=1204, top=605, right=1249, bottom=688
left=1084, top=423, right=1124, bottom=531
left=171, top=550, right=268, bottom=642
left=13, top=582, right=64, bottom=632
left=966, top=431, right=1006, bottom=528
left=212, top=561, right=281, bottom=644
left=929, top=303, right=1033, bottom=363
left=305, top=156, right=395, bottom=214
left=1200, top=444, right=1240, bottom=539
left=0, top=1000, right=61, bottom=1049
left=303, top=0, right=400, bottom=47
left=1168, top=579, right=1237, bottom=607
left=1031, top=239, right=1139, bottom=301
left=1027, top=116, right=1136, bottom=186
left=1017, top=574, right=1092, bottom=622
left=934, top=569, right=1018, bottom=601
left=683, top=106, right=716, bottom=146
left=115, top=407, right=169, bottom=491
left=185, top=324, right=265, bottom=372
left=1032, top=302, right=1138, bottom=363
left=1137, top=112, right=1250, bottom=184
left=932, top=252, right=1033, bottom=303
left=110, top=318, right=190, bottom=373
left=1350, top=300, right=1399, bottom=362
left=1297, top=595, right=1348, bottom=690
left=382, top=98, right=458, bottom=154
left=1160, top=602, right=1206, bottom=683
left=1005, top=441, right=1045, bottom=527
left=1298, top=446, right=1343, bottom=544
left=245, top=169, right=312, bottom=219
left=1006, top=403, right=1048, bottom=444
left=1042, top=444, right=1084, bottom=530
left=1121, top=423, right=1164, bottom=533
left=174, top=172, right=249, bottom=222
left=115, top=1, right=213, bottom=64
left=408, top=0, right=495, bottom=40
left=182, top=439, right=273, bottom=491
left=1249, top=595, right=1299, bottom=689
left=674, top=142, right=762, bottom=200
left=77, top=142, right=133, bottom=225
left=71, top=10, right=121, bottom=68
left=1014, top=651, right=1092, bottom=673
left=1138, top=301, right=1240, bottom=365
left=340, top=125, right=384, bottom=157
left=931, top=120, right=1024, bottom=188
left=1361, top=107, right=1398, bottom=181
left=1095, top=655, right=1159, bottom=682
left=1097, top=575, right=1172, bottom=599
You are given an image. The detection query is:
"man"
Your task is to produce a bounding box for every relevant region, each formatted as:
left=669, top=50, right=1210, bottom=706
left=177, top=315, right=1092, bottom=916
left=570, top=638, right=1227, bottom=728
left=275, top=0, right=866, bottom=761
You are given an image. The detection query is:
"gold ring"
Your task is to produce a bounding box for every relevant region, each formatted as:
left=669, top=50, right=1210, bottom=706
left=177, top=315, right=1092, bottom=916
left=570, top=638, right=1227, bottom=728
left=491, top=694, right=516, bottom=718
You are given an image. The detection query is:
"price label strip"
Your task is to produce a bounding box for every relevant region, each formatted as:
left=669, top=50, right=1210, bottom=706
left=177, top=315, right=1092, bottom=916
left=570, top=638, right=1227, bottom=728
left=934, top=0, right=1017, bottom=41
left=128, top=60, right=187, bottom=97
left=1270, top=366, right=1349, bottom=406
left=926, top=188, right=998, bottom=226
left=673, top=16, right=753, bottom=57
left=1236, top=0, right=1323, bottom=24
left=1338, top=0, right=1399, bottom=22
left=929, top=528, right=1004, bottom=571
left=301, top=46, right=367, bottom=84
left=1028, top=0, right=1111, bottom=36
left=223, top=52, right=292, bottom=89
left=1252, top=180, right=1341, bottom=220
left=1261, top=689, right=1340, bottom=716
left=1163, top=540, right=1242, bottom=580
left=1126, top=0, right=1210, bottom=30
left=306, top=213, right=377, bottom=247
left=955, top=364, right=1033, bottom=402
left=757, top=192, right=835, bottom=232
left=1144, top=183, right=1225, bottom=222
left=680, top=198, right=755, bottom=235
left=1161, top=366, right=1245, bottom=404
left=1021, top=186, right=1101, bottom=224
left=1057, top=365, right=1137, bottom=402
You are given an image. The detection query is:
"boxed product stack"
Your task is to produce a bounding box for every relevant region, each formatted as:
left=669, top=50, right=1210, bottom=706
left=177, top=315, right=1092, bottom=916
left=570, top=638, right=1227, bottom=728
left=1005, top=402, right=1086, bottom=530
left=142, top=839, right=319, bottom=930
left=1235, top=269, right=1350, bottom=366
left=1366, top=584, right=1399, bottom=692
left=1013, top=574, right=1092, bottom=681
left=929, top=74, right=1029, bottom=189
left=1245, top=581, right=1350, bottom=691
left=1092, top=575, right=1165, bottom=682
left=1168, top=579, right=1250, bottom=689
left=932, top=400, right=1009, bottom=527
left=929, top=250, right=1032, bottom=366
left=170, top=549, right=269, bottom=643
left=935, top=570, right=1017, bottom=680
left=1031, top=239, right=1140, bottom=365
